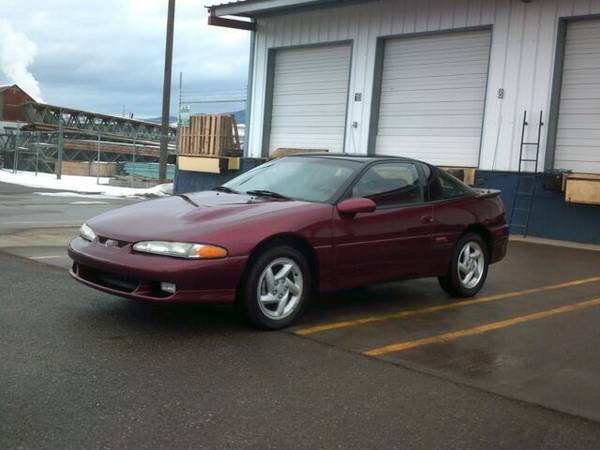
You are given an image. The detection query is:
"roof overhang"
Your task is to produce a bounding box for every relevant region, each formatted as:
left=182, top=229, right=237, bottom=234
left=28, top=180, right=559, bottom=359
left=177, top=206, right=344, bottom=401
left=209, top=0, right=365, bottom=18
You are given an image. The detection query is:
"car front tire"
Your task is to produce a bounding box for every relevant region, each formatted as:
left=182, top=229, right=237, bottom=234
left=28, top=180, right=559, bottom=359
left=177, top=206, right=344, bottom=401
left=438, top=233, right=489, bottom=298
left=239, top=246, right=311, bottom=330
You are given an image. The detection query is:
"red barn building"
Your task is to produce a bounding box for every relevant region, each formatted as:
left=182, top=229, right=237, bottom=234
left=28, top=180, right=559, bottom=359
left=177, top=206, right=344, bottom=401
left=0, top=85, right=35, bottom=123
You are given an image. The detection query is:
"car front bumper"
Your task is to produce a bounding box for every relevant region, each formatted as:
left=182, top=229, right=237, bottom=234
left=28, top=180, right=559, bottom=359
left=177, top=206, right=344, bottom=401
left=68, top=237, right=247, bottom=304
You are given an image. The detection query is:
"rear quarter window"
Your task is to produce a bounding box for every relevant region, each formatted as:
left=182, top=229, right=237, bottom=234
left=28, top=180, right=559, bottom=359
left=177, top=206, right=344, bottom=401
left=428, top=168, right=474, bottom=201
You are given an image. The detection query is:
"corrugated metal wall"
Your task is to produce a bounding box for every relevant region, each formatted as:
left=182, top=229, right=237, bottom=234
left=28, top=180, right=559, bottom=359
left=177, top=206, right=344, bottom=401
left=246, top=0, right=600, bottom=171
left=0, top=86, right=31, bottom=122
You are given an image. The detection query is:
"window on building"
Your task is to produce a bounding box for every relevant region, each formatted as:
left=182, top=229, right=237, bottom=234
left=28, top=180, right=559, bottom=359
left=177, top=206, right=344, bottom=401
left=352, top=162, right=423, bottom=207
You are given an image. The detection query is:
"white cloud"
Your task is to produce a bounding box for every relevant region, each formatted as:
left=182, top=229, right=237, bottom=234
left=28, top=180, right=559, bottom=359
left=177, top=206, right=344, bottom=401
left=0, top=18, right=44, bottom=101
left=0, top=0, right=250, bottom=116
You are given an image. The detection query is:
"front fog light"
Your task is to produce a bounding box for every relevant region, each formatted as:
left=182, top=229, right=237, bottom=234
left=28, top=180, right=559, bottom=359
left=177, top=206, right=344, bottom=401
left=160, top=282, right=176, bottom=294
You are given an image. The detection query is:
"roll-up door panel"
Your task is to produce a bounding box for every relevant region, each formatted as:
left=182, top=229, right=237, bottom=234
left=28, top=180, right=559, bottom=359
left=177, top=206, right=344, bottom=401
left=555, top=19, right=600, bottom=173
left=268, top=44, right=351, bottom=154
left=375, top=30, right=491, bottom=167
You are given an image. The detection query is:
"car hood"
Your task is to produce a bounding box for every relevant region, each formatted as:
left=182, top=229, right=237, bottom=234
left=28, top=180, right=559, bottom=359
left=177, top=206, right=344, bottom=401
left=87, top=191, right=321, bottom=244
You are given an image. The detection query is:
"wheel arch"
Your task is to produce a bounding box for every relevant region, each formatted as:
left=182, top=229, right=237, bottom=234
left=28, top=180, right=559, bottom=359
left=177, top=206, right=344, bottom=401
left=461, top=224, right=493, bottom=258
left=239, top=233, right=320, bottom=295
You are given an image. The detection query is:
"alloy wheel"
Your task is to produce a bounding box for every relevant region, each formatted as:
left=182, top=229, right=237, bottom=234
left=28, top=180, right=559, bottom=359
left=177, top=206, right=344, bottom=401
left=256, top=257, right=304, bottom=320
left=457, top=241, right=485, bottom=289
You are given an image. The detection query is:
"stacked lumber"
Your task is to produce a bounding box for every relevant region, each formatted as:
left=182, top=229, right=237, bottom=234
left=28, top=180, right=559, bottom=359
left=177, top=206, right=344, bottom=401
left=59, top=161, right=118, bottom=177
left=64, top=139, right=164, bottom=158
left=178, top=114, right=240, bottom=156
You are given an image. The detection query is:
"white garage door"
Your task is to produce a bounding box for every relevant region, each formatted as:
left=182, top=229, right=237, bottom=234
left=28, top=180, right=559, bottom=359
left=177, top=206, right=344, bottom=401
left=555, top=19, right=600, bottom=173
left=267, top=44, right=351, bottom=155
left=375, top=30, right=492, bottom=167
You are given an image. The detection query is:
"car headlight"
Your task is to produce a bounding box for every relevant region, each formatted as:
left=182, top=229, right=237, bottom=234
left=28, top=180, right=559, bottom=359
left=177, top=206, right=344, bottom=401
left=132, top=241, right=228, bottom=259
left=80, top=223, right=96, bottom=242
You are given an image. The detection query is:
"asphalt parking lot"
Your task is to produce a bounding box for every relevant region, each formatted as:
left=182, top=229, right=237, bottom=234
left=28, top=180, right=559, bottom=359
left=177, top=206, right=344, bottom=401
left=2, top=181, right=600, bottom=449
left=292, top=241, right=600, bottom=421
left=0, top=182, right=136, bottom=269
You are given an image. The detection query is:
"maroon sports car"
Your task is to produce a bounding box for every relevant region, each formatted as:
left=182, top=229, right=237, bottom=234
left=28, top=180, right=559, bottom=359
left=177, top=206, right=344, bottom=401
left=69, top=154, right=508, bottom=329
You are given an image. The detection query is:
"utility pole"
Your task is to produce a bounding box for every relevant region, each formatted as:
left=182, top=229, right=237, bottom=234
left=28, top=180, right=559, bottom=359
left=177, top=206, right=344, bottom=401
left=177, top=71, right=182, bottom=155
left=178, top=71, right=183, bottom=116
left=57, top=109, right=64, bottom=180
left=159, top=0, right=176, bottom=184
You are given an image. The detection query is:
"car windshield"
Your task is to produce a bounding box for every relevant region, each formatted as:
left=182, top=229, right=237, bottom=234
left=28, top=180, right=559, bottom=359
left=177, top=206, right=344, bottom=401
left=222, top=156, right=360, bottom=203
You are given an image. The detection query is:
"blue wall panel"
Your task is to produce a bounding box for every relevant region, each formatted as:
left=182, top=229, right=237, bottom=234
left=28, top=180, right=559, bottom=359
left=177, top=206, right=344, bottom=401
left=174, top=158, right=263, bottom=194
left=475, top=171, right=600, bottom=244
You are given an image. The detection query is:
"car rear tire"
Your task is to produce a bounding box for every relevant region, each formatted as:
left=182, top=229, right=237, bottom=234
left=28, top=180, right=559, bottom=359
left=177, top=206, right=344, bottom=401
left=239, top=246, right=311, bottom=330
left=438, top=233, right=488, bottom=298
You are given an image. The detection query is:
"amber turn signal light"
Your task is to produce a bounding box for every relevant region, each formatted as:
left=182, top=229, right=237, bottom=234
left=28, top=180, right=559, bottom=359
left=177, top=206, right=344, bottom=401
left=195, top=245, right=228, bottom=259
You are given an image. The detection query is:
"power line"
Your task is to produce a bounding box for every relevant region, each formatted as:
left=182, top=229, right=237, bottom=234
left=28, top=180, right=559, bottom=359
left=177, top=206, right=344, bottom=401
left=183, top=99, right=246, bottom=104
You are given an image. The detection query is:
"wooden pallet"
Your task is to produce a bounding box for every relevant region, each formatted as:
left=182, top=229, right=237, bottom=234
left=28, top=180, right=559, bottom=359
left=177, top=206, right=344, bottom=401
left=178, top=114, right=240, bottom=156
left=565, top=173, right=600, bottom=205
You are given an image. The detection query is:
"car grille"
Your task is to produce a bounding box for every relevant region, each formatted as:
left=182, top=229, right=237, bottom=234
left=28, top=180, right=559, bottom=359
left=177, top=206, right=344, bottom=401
left=75, top=263, right=139, bottom=293
left=97, top=236, right=130, bottom=248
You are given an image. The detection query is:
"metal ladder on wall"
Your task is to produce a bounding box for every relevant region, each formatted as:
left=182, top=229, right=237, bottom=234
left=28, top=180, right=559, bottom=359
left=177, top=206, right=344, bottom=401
left=509, top=110, right=544, bottom=236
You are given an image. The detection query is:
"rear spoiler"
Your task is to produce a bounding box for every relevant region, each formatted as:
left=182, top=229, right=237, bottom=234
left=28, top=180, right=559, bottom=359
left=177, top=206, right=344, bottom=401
left=472, top=188, right=501, bottom=199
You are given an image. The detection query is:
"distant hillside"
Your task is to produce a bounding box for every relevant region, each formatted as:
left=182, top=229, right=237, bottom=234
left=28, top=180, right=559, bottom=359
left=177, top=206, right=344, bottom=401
left=144, top=110, right=245, bottom=126
left=144, top=116, right=177, bottom=125
left=233, top=110, right=245, bottom=125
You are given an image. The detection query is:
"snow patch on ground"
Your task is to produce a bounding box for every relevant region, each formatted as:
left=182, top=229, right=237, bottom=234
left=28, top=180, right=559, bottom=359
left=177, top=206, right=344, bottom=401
left=0, top=169, right=173, bottom=198
left=35, top=192, right=121, bottom=199
left=69, top=201, right=110, bottom=205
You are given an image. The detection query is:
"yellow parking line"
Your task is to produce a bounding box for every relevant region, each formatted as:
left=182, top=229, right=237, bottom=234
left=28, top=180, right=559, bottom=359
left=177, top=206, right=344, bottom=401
left=294, top=276, right=600, bottom=336
left=364, top=297, right=600, bottom=356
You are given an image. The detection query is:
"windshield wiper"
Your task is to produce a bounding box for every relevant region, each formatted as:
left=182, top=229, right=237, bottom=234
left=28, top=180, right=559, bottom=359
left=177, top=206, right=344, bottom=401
left=178, top=193, right=199, bottom=207
left=245, top=189, right=290, bottom=200
left=212, top=185, right=239, bottom=194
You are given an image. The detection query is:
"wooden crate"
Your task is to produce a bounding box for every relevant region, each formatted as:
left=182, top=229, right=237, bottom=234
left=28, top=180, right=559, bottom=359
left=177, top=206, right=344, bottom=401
left=178, top=114, right=240, bottom=157
left=565, top=173, right=600, bottom=205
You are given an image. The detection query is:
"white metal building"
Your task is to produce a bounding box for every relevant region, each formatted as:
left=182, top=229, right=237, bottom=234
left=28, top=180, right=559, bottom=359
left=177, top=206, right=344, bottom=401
left=209, top=0, right=600, bottom=175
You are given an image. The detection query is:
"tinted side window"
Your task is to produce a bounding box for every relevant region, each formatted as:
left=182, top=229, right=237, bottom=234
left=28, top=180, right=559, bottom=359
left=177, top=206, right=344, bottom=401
left=352, top=163, right=423, bottom=207
left=430, top=169, right=473, bottom=200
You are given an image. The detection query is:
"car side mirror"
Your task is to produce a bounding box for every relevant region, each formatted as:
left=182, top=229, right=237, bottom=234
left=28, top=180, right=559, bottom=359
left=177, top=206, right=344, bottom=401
left=337, top=197, right=376, bottom=216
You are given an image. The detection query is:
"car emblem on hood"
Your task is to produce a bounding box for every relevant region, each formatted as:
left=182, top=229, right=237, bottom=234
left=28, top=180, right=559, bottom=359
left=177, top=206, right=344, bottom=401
left=104, top=239, right=118, bottom=247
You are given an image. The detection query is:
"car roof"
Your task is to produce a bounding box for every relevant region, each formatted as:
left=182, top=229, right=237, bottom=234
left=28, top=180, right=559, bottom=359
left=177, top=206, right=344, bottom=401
left=284, top=152, right=423, bottom=165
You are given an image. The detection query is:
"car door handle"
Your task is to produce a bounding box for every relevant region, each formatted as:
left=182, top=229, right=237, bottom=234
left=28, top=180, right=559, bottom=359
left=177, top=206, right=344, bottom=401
left=420, top=215, right=434, bottom=224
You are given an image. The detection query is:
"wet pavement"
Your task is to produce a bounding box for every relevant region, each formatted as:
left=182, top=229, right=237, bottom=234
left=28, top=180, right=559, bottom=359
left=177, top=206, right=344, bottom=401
left=291, top=242, right=600, bottom=422
left=2, top=181, right=600, bottom=448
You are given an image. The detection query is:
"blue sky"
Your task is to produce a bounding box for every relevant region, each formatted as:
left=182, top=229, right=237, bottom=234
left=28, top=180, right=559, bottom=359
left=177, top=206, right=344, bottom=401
left=0, top=0, right=250, bottom=118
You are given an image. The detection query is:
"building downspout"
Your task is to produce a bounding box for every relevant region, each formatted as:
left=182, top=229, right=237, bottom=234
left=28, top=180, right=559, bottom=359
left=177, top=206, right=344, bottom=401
left=245, top=19, right=256, bottom=157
